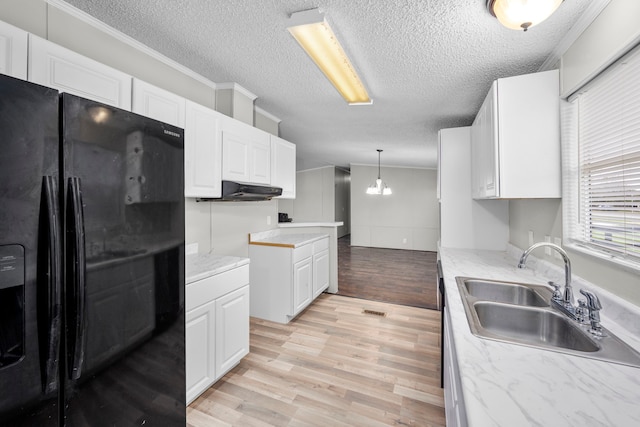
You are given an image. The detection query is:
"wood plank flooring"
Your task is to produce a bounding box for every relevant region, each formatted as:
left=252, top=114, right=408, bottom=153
left=338, top=236, right=439, bottom=310
left=187, top=294, right=445, bottom=427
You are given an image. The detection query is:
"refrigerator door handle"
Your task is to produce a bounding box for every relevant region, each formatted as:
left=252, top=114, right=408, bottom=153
left=67, top=177, right=87, bottom=381
left=38, top=176, right=62, bottom=394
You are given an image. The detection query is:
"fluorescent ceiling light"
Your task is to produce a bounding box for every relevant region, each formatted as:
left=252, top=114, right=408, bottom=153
left=287, top=8, right=372, bottom=105
left=487, top=0, right=564, bottom=31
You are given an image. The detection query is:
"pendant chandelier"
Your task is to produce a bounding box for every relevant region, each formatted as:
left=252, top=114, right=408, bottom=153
left=366, top=149, right=392, bottom=195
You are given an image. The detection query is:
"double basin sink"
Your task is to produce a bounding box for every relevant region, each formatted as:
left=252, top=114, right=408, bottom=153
left=457, top=277, right=640, bottom=368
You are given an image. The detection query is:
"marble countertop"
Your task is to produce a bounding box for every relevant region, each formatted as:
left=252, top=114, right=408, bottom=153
left=439, top=245, right=640, bottom=427
left=249, top=230, right=329, bottom=248
left=278, top=222, right=344, bottom=228
left=186, top=253, right=249, bottom=284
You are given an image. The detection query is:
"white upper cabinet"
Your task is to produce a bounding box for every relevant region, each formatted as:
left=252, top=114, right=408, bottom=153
left=270, top=135, right=296, bottom=199
left=184, top=100, right=223, bottom=198
left=471, top=69, right=561, bottom=199
left=0, top=20, right=28, bottom=79
left=221, top=115, right=271, bottom=185
left=132, top=79, right=186, bottom=128
left=28, top=35, right=132, bottom=110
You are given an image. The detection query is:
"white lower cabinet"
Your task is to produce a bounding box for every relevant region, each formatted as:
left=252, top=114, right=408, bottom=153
left=293, top=257, right=313, bottom=316
left=215, top=286, right=250, bottom=376
left=443, top=304, right=468, bottom=427
left=185, top=264, right=249, bottom=404
left=249, top=236, right=329, bottom=324
left=185, top=300, right=215, bottom=404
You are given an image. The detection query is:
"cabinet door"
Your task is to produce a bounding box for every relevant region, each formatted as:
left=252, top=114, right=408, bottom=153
left=292, top=257, right=313, bottom=316
left=28, top=34, right=132, bottom=109
left=312, top=249, right=329, bottom=299
left=0, top=20, right=28, bottom=79
left=185, top=100, right=222, bottom=198
left=132, top=79, right=186, bottom=128
left=471, top=84, right=498, bottom=199
left=221, top=117, right=251, bottom=183
left=186, top=300, right=216, bottom=404
left=271, top=136, right=296, bottom=198
left=215, top=285, right=250, bottom=378
left=221, top=116, right=271, bottom=184
left=250, top=134, right=271, bottom=184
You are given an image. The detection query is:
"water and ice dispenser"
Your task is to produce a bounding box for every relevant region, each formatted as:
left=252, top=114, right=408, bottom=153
left=0, top=245, right=24, bottom=368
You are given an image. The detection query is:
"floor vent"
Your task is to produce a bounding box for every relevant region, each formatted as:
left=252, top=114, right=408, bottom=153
left=363, top=309, right=386, bottom=317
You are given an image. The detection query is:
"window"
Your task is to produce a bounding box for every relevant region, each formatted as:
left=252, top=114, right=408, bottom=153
left=563, top=43, right=640, bottom=270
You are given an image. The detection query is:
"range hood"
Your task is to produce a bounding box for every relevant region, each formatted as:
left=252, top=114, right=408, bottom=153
left=198, top=181, right=282, bottom=202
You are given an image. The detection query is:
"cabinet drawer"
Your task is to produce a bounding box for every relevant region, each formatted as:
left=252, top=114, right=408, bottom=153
left=313, top=237, right=329, bottom=253
left=293, top=243, right=312, bottom=263
left=186, top=264, right=249, bottom=311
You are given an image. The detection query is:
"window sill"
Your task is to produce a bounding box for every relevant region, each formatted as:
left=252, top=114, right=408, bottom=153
left=564, top=241, right=640, bottom=274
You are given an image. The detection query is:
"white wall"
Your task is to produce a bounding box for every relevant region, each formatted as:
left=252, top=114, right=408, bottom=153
left=510, top=0, right=640, bottom=308
left=280, top=167, right=335, bottom=222
left=350, top=165, right=439, bottom=251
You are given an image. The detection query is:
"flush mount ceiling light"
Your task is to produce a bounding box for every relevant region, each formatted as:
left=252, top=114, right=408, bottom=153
left=287, top=8, right=372, bottom=105
left=366, top=149, right=392, bottom=195
left=487, top=0, right=564, bottom=31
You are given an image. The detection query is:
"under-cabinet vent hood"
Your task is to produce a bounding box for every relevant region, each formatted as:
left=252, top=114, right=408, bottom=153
left=198, top=181, right=282, bottom=202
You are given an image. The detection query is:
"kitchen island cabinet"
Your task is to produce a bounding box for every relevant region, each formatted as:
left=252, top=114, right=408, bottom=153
left=185, top=254, right=250, bottom=404
left=248, top=232, right=329, bottom=323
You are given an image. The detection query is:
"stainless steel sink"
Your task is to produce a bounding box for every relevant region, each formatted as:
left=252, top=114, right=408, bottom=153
left=473, top=302, right=599, bottom=352
left=456, top=276, right=640, bottom=368
left=462, top=278, right=550, bottom=307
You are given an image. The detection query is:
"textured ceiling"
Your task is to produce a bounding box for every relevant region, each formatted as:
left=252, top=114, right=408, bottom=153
left=63, top=0, right=590, bottom=170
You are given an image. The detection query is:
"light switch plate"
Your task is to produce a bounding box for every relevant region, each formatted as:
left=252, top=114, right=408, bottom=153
left=528, top=230, right=534, bottom=246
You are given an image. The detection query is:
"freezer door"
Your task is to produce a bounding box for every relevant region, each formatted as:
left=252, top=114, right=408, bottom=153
left=61, top=94, right=186, bottom=426
left=0, top=75, right=61, bottom=425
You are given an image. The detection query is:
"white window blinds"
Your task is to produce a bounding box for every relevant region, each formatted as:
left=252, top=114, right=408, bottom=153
left=565, top=43, right=640, bottom=265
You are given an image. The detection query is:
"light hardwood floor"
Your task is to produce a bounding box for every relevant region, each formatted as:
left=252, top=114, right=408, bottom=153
left=187, top=294, right=445, bottom=426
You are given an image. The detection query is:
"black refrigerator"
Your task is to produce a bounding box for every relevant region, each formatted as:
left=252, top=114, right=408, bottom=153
left=0, top=74, right=186, bottom=426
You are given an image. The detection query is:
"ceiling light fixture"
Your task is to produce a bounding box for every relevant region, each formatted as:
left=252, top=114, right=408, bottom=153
left=487, top=0, right=564, bottom=32
left=366, top=149, right=392, bottom=195
left=287, top=8, right=372, bottom=105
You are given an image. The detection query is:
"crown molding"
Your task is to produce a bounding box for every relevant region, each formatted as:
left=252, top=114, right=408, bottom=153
left=254, top=106, right=281, bottom=123
left=538, top=0, right=611, bottom=71
left=45, top=0, right=217, bottom=89
left=216, top=82, right=258, bottom=100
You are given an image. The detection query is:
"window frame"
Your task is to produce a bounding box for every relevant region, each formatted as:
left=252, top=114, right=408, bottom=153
left=562, top=43, right=640, bottom=273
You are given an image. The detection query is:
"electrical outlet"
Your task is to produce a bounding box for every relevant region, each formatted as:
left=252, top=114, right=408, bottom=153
left=544, top=236, right=551, bottom=256
left=186, top=243, right=198, bottom=255
left=553, top=237, right=562, bottom=259
left=267, top=215, right=271, bottom=225
left=528, top=230, right=534, bottom=246
left=402, top=238, right=407, bottom=244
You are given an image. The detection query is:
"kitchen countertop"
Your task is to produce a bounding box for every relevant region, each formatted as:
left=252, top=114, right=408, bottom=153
left=439, top=245, right=640, bottom=427
left=248, top=230, right=329, bottom=248
left=278, top=221, right=343, bottom=228
left=186, top=253, right=249, bottom=284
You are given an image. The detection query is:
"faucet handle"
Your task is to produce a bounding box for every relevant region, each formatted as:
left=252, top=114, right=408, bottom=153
left=548, top=281, right=562, bottom=300
left=579, top=289, right=602, bottom=310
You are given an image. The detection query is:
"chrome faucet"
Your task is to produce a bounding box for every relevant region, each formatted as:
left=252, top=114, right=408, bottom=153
left=518, top=242, right=575, bottom=317
left=580, top=289, right=604, bottom=336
